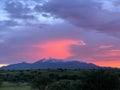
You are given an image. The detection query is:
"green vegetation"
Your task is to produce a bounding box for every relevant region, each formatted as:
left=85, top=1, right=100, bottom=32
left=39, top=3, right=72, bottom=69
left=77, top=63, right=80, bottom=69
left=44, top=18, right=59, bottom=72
left=47, top=80, right=83, bottom=90
left=0, top=74, right=3, bottom=88
left=83, top=70, right=120, bottom=90
left=0, top=69, right=120, bottom=90
left=0, top=82, right=30, bottom=90
left=31, top=76, right=53, bottom=90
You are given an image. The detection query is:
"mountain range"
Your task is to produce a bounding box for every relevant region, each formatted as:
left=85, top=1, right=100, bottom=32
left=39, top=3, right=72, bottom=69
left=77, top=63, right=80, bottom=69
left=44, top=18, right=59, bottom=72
left=0, top=58, right=100, bottom=70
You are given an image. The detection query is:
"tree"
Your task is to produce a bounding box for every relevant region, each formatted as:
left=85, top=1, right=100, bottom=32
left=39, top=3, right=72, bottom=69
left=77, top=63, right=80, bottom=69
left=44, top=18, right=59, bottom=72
left=0, top=74, right=3, bottom=88
left=31, top=75, right=53, bottom=90
left=47, top=80, right=83, bottom=90
left=70, top=80, right=83, bottom=90
left=48, top=73, right=59, bottom=80
left=47, top=80, right=70, bottom=90
left=83, top=70, right=120, bottom=90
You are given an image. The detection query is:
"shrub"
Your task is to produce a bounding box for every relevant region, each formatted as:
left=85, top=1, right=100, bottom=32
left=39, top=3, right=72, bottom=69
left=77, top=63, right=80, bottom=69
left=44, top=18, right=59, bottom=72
left=47, top=80, right=83, bottom=90
left=31, top=75, right=53, bottom=90
left=83, top=70, right=120, bottom=90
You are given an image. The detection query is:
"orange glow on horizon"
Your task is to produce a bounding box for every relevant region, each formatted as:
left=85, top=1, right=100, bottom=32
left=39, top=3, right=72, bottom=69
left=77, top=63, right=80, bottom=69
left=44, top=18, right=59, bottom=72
left=94, top=61, right=120, bottom=68
left=0, top=64, right=8, bottom=67
left=92, top=49, right=120, bottom=68
left=18, top=40, right=120, bottom=68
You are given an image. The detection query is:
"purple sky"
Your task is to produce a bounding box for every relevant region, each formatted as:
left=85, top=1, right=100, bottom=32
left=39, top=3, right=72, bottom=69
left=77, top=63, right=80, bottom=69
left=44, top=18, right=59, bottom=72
left=0, top=0, right=120, bottom=67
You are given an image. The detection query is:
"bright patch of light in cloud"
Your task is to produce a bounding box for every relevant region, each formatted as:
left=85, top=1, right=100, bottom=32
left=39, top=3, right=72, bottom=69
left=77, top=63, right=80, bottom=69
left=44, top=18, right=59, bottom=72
left=0, top=64, right=8, bottom=67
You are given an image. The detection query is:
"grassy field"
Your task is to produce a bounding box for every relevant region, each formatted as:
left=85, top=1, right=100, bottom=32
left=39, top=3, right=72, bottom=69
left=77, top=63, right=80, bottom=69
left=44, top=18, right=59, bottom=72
left=0, top=82, right=31, bottom=90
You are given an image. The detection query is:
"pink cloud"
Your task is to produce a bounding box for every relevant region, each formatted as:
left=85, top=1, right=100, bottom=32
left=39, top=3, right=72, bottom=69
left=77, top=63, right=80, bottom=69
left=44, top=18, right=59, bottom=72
left=7, top=39, right=86, bottom=63
left=70, top=45, right=120, bottom=67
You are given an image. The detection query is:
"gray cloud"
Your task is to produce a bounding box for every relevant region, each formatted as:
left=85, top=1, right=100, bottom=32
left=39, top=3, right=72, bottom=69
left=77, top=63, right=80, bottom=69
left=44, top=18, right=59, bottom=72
left=4, top=1, right=34, bottom=19
left=0, top=0, right=120, bottom=65
left=40, top=0, right=120, bottom=37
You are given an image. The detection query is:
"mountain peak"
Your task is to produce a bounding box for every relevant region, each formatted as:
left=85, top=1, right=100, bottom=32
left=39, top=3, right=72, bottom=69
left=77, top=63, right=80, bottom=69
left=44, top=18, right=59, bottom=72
left=0, top=58, right=100, bottom=70
left=36, top=58, right=63, bottom=63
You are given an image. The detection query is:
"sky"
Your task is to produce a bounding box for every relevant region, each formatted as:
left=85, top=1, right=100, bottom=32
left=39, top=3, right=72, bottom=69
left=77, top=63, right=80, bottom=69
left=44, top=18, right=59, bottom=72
left=0, top=0, right=120, bottom=68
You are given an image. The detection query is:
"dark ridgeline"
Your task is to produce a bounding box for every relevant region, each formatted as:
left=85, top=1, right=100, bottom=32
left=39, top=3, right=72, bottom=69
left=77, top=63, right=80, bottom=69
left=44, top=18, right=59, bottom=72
left=0, top=58, right=100, bottom=70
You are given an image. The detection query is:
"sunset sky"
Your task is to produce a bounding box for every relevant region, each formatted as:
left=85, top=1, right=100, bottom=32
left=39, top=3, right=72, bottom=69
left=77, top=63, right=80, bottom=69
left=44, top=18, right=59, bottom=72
left=0, top=0, right=120, bottom=68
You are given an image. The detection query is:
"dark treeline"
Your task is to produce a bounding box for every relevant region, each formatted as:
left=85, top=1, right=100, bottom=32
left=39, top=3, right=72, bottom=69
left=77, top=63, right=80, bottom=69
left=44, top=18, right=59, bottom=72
left=0, top=69, right=120, bottom=90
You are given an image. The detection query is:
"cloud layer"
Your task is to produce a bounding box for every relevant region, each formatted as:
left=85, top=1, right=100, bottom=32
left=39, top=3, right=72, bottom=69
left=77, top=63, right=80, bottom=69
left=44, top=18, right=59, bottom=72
left=41, top=0, right=120, bottom=37
left=0, top=0, right=120, bottom=67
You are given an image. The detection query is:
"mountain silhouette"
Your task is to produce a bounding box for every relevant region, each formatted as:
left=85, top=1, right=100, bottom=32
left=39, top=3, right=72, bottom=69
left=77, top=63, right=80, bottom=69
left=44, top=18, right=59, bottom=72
left=1, top=58, right=100, bottom=70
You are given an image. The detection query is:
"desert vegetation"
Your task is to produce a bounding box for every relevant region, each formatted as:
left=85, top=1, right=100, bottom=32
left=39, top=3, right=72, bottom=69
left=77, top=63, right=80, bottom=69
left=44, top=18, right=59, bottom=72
left=0, top=69, right=120, bottom=90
